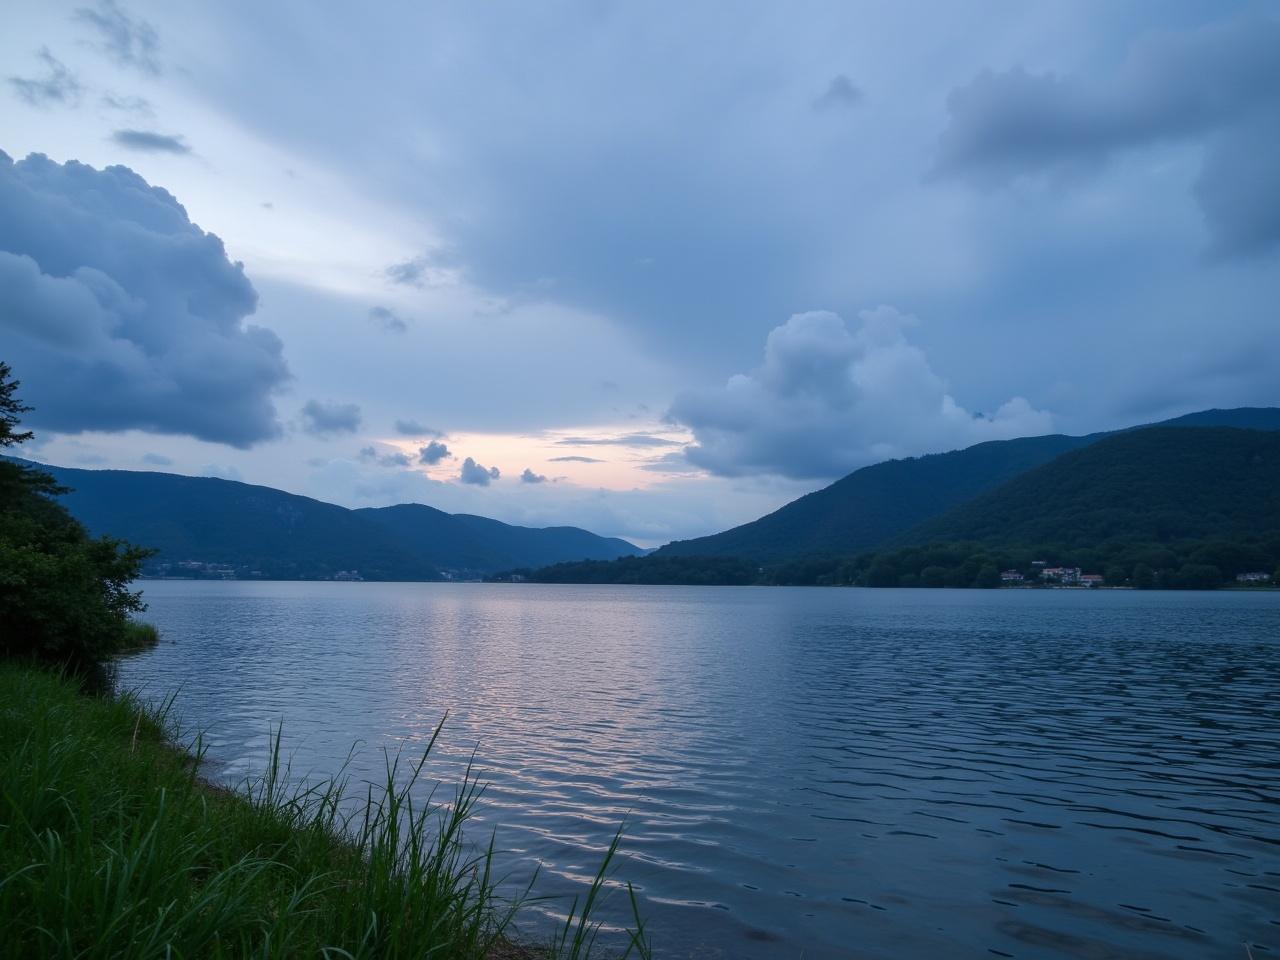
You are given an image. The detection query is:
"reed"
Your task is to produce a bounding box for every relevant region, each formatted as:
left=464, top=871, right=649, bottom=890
left=0, top=663, right=650, bottom=959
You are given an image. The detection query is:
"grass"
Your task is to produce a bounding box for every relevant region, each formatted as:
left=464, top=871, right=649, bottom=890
left=117, top=620, right=161, bottom=655
left=0, top=663, right=651, bottom=959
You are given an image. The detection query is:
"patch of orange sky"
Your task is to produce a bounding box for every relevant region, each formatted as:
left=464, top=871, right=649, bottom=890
left=374, top=424, right=700, bottom=491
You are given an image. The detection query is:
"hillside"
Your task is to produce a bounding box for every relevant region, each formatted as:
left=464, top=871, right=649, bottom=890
left=657, top=407, right=1280, bottom=563
left=15, top=461, right=639, bottom=580
left=894, top=426, right=1280, bottom=549
left=355, top=504, right=638, bottom=573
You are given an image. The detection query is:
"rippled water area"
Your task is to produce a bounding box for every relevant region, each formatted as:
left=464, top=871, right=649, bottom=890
left=117, top=582, right=1279, bottom=959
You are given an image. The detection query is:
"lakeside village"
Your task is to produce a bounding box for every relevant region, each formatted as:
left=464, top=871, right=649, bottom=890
left=147, top=559, right=1277, bottom=587
left=144, top=561, right=475, bottom=582
left=999, top=562, right=1274, bottom=588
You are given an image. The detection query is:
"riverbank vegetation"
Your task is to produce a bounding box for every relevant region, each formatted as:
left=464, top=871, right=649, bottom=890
left=497, top=534, right=1279, bottom=589
left=0, top=665, right=649, bottom=959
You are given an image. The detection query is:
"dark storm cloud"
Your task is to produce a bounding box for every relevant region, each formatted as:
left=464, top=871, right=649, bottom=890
left=368, top=305, right=408, bottom=333
left=459, top=456, right=499, bottom=485
left=75, top=0, right=161, bottom=74
left=935, top=13, right=1280, bottom=256
left=111, top=129, right=191, bottom=154
left=549, top=455, right=604, bottom=463
left=0, top=151, right=289, bottom=446
left=418, top=440, right=451, bottom=465
left=8, top=49, right=82, bottom=108
left=556, top=433, right=680, bottom=448
left=359, top=444, right=411, bottom=467
left=520, top=467, right=547, bottom=484
left=395, top=419, right=442, bottom=437
left=301, top=400, right=361, bottom=436
left=669, top=308, right=1052, bottom=480
left=813, top=74, right=862, bottom=111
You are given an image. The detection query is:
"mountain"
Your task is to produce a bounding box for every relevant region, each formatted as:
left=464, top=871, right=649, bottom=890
left=354, top=503, right=638, bottom=574
left=656, top=407, right=1280, bottom=563
left=894, top=426, right=1280, bottom=549
left=12, top=461, right=639, bottom=580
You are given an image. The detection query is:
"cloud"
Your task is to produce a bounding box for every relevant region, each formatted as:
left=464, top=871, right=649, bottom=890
left=934, top=13, right=1280, bottom=256
left=368, top=305, right=408, bottom=333
left=111, top=130, right=191, bottom=154
left=520, top=467, right=548, bottom=484
left=385, top=256, right=428, bottom=286
left=669, top=307, right=1053, bottom=480
left=8, top=48, right=82, bottom=108
left=200, top=463, right=243, bottom=481
left=0, top=152, right=289, bottom=446
left=549, top=455, right=604, bottom=463
left=813, top=74, right=862, bottom=111
left=556, top=433, right=681, bottom=447
left=141, top=452, right=172, bottom=466
left=301, top=400, right=361, bottom=436
left=418, top=440, right=451, bottom=465
left=384, top=252, right=455, bottom=288
left=75, top=0, right=161, bottom=74
left=100, top=92, right=153, bottom=115
left=395, top=419, right=442, bottom=437
left=459, top=456, right=500, bottom=485
left=359, top=444, right=411, bottom=467
left=637, top=451, right=699, bottom=474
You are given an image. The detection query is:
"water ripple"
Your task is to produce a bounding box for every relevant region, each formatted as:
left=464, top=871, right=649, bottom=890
left=118, top=583, right=1280, bottom=959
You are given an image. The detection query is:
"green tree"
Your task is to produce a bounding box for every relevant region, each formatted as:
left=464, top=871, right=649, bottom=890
left=0, top=362, right=152, bottom=667
left=0, top=361, right=34, bottom=448
left=973, top=563, right=1000, bottom=589
left=1132, top=563, right=1155, bottom=590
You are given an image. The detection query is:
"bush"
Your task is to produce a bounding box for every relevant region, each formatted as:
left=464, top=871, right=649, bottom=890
left=0, top=363, right=152, bottom=668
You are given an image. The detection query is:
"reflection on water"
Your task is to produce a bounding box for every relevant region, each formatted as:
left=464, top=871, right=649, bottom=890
left=117, top=582, right=1280, bottom=959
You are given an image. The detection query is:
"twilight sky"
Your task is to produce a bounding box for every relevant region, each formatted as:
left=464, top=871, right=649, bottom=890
left=2, top=1, right=1277, bottom=546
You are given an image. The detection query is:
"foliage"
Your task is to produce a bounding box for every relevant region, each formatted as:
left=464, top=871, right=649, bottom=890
left=0, top=364, right=152, bottom=666
left=897, top=427, right=1280, bottom=550
left=0, top=360, right=34, bottom=448
left=0, top=664, right=651, bottom=960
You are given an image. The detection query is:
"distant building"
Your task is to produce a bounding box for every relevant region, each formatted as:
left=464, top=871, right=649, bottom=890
left=1031, top=560, right=1047, bottom=567
left=332, top=570, right=364, bottom=581
left=1080, top=574, right=1105, bottom=587
left=1042, top=566, right=1081, bottom=584
left=1236, top=571, right=1272, bottom=583
left=1000, top=570, right=1024, bottom=583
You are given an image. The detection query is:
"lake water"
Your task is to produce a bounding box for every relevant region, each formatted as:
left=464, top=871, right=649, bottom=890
left=115, top=582, right=1279, bottom=959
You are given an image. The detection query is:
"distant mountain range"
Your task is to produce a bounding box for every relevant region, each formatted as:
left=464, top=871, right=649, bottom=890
left=520, top=421, right=1280, bottom=587
left=896, top=425, right=1280, bottom=549
left=656, top=407, right=1280, bottom=563
left=10, top=461, right=639, bottom=580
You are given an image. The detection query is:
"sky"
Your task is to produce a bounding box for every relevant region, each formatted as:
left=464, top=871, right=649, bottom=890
left=2, top=1, right=1277, bottom=547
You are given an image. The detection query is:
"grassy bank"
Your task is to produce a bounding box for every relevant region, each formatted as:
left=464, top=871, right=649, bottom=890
left=0, top=664, right=648, bottom=959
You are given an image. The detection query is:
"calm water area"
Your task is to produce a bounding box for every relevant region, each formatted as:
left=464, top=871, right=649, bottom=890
left=116, top=581, right=1279, bottom=959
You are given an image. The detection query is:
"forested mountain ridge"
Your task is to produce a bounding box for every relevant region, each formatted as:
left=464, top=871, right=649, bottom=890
left=656, top=408, right=1280, bottom=563
left=893, top=426, right=1280, bottom=550
left=8, top=461, right=639, bottom=580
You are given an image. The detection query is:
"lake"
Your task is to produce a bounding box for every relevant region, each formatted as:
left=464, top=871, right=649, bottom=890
left=115, top=581, right=1280, bottom=959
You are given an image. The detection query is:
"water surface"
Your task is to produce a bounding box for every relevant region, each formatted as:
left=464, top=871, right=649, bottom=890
left=117, top=582, right=1280, bottom=959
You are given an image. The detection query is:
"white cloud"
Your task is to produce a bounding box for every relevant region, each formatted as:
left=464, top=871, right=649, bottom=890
left=670, top=307, right=1054, bottom=479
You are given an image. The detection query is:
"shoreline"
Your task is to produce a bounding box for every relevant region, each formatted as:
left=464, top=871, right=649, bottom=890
left=0, top=662, right=646, bottom=960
